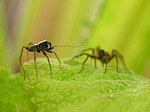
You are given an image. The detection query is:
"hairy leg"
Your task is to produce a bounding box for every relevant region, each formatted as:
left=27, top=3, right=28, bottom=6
left=69, top=53, right=94, bottom=62
left=102, top=56, right=109, bottom=73
left=69, top=53, right=95, bottom=73
left=115, top=56, right=119, bottom=73
left=112, top=50, right=129, bottom=72
left=81, top=48, right=97, bottom=69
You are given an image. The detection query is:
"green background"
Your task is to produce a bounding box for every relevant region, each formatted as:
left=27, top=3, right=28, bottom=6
left=0, top=0, right=149, bottom=77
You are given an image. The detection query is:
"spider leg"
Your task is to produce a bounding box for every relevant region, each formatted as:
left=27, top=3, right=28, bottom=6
left=79, top=55, right=89, bottom=74
left=69, top=54, right=83, bottom=62
left=81, top=48, right=97, bottom=69
left=69, top=53, right=95, bottom=73
left=81, top=48, right=94, bottom=53
left=115, top=56, right=119, bottom=73
left=105, top=58, right=109, bottom=73
left=53, top=51, right=64, bottom=73
left=47, top=50, right=64, bottom=73
left=34, top=51, right=38, bottom=82
left=101, top=56, right=109, bottom=73
left=27, top=42, right=33, bottom=61
left=28, top=42, right=33, bottom=46
left=19, top=46, right=28, bottom=80
left=42, top=51, right=52, bottom=78
left=112, top=50, right=129, bottom=72
left=69, top=53, right=87, bottom=62
left=94, top=56, right=97, bottom=69
left=110, top=53, right=119, bottom=72
left=105, top=63, right=107, bottom=73
left=47, top=42, right=52, bottom=50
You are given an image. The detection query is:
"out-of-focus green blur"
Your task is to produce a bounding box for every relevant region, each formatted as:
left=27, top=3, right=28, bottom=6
left=0, top=0, right=149, bottom=78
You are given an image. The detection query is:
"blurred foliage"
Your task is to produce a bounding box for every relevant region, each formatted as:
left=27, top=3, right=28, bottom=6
left=0, top=0, right=149, bottom=77
left=20, top=58, right=150, bottom=112
left=85, top=0, right=150, bottom=75
left=0, top=3, right=5, bottom=66
left=14, top=0, right=91, bottom=59
left=0, top=67, right=36, bottom=112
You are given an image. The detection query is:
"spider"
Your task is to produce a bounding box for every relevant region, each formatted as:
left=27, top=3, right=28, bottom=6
left=69, top=46, right=129, bottom=74
left=19, top=40, right=64, bottom=82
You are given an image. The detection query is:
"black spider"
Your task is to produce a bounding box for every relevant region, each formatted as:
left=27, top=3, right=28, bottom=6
left=19, top=40, right=63, bottom=82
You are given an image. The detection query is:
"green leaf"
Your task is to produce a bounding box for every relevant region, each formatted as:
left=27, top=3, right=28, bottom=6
left=0, top=67, right=36, bottom=112
left=21, top=58, right=150, bottom=112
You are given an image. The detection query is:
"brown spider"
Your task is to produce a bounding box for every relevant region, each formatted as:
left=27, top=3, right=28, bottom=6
left=69, top=46, right=129, bottom=74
